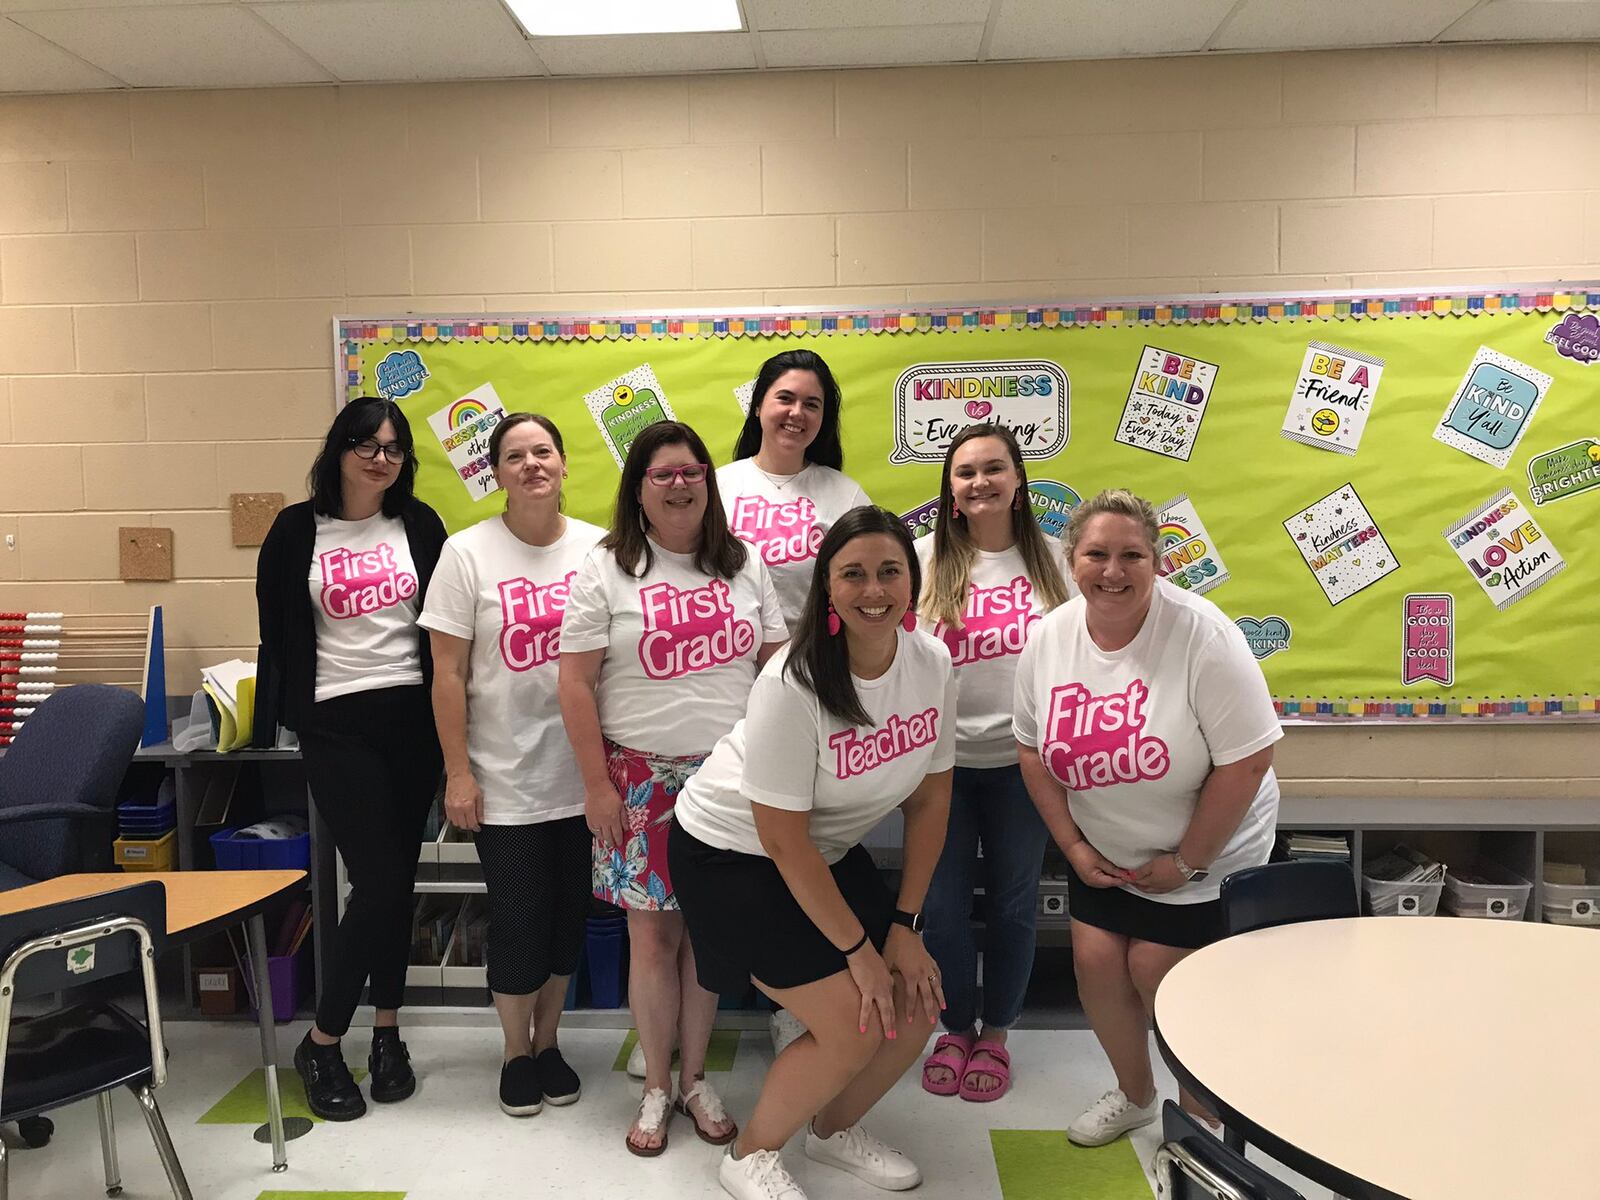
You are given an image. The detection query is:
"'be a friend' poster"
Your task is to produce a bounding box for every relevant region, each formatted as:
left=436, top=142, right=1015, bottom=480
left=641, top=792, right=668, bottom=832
left=1280, top=342, right=1384, bottom=456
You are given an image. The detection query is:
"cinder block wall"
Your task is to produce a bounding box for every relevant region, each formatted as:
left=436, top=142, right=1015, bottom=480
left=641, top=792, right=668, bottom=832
left=2, top=45, right=1596, bottom=793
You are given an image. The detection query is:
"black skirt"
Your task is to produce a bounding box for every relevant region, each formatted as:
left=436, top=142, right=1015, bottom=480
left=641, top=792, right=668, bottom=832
left=1066, top=861, right=1223, bottom=950
left=668, top=819, right=896, bottom=995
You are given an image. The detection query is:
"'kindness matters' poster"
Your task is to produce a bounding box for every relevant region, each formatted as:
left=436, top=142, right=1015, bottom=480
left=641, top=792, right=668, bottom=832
left=1284, top=484, right=1400, bottom=606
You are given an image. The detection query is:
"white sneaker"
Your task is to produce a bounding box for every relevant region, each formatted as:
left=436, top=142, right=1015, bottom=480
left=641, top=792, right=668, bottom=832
left=1066, top=1088, right=1159, bottom=1147
left=720, top=1147, right=808, bottom=1200
left=626, top=1038, right=680, bottom=1080
left=769, top=1009, right=807, bottom=1055
left=804, top=1123, right=921, bottom=1191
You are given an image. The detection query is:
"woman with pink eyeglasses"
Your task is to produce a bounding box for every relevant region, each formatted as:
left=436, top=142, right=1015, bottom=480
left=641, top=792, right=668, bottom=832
left=559, top=420, right=787, bottom=1159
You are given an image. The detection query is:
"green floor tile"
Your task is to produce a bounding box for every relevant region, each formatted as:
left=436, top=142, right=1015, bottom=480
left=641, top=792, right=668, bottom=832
left=199, top=1066, right=367, bottom=1125
left=255, top=1193, right=405, bottom=1199
left=989, top=1129, right=1150, bottom=1200
left=610, top=1028, right=740, bottom=1072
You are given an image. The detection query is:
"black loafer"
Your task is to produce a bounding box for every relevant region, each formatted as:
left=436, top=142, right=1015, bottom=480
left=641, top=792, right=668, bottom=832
left=368, top=1027, right=416, bottom=1103
left=535, top=1046, right=581, bottom=1106
left=499, top=1055, right=543, bottom=1117
left=294, top=1033, right=366, bottom=1121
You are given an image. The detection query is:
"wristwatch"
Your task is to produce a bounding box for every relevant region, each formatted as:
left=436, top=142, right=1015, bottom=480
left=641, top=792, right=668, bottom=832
left=1171, top=850, right=1210, bottom=884
left=890, top=908, right=925, bottom=933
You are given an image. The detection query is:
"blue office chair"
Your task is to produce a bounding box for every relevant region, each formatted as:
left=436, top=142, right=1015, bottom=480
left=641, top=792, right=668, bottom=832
left=0, top=881, right=191, bottom=1200
left=1219, top=860, right=1358, bottom=938
left=0, top=684, right=146, bottom=891
left=1153, top=1101, right=1304, bottom=1200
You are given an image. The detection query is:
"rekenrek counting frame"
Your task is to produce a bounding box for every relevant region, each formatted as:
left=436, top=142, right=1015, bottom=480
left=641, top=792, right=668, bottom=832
left=333, top=286, right=1600, bottom=723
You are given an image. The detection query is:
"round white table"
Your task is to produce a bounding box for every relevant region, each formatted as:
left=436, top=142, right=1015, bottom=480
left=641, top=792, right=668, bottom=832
left=1153, top=917, right=1600, bottom=1200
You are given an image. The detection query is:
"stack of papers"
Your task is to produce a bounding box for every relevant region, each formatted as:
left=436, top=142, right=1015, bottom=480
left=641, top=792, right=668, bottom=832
left=1363, top=845, right=1446, bottom=884
left=1278, top=833, right=1350, bottom=862
left=201, top=659, right=256, bottom=752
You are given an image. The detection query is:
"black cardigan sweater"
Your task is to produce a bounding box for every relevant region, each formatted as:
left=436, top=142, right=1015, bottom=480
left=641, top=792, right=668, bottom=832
left=252, top=497, right=448, bottom=744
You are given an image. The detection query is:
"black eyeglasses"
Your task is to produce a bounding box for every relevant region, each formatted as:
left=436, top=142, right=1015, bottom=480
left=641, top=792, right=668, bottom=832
left=349, top=438, right=405, bottom=465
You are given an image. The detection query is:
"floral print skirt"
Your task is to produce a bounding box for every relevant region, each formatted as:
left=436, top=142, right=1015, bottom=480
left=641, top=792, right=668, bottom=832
left=591, top=739, right=708, bottom=912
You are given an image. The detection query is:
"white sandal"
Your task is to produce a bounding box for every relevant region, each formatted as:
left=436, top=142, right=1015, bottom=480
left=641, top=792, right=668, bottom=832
left=627, top=1086, right=673, bottom=1158
left=675, top=1076, right=738, bottom=1145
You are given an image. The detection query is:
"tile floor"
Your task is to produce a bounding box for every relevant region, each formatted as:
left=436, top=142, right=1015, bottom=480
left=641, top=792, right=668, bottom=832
left=4, top=1021, right=1338, bottom=1199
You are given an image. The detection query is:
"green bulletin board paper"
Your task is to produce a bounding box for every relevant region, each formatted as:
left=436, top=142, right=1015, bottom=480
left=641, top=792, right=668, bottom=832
left=340, top=294, right=1600, bottom=710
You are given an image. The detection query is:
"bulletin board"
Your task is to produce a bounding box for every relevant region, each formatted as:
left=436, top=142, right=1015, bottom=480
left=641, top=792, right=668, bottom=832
left=335, top=286, right=1600, bottom=719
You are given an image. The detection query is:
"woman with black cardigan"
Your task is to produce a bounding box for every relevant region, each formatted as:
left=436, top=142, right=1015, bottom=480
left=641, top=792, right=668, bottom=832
left=254, top=395, right=447, bottom=1122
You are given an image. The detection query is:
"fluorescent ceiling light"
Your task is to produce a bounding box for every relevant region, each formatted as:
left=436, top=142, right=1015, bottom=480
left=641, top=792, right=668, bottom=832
left=505, top=0, right=744, bottom=36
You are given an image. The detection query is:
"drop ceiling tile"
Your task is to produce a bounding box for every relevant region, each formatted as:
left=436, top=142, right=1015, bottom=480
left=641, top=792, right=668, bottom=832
left=10, top=4, right=331, bottom=87
left=0, top=16, right=123, bottom=91
left=0, top=0, right=206, bottom=9
left=1212, top=0, right=1478, bottom=50
left=987, top=0, right=1237, bottom=59
left=1440, top=0, right=1600, bottom=41
left=747, top=0, right=981, bottom=31
left=762, top=23, right=983, bottom=68
left=252, top=0, right=543, bottom=81
left=530, top=32, right=756, bottom=76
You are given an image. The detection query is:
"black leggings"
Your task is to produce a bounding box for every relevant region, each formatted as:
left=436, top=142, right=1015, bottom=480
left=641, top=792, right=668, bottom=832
left=298, top=685, right=441, bottom=1037
left=474, top=816, right=591, bottom=995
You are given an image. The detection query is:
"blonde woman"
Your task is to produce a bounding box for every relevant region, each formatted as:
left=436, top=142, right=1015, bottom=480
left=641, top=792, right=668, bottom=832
left=915, top=423, right=1073, bottom=1103
left=1014, top=489, right=1281, bottom=1146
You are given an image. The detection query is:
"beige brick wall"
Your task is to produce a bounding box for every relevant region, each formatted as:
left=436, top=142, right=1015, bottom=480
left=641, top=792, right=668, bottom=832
left=1, top=46, right=1597, bottom=792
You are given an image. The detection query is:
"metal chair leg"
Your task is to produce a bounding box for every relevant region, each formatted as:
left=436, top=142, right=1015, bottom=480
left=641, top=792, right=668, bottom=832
left=96, top=1092, right=123, bottom=1196
left=131, top=1086, right=192, bottom=1200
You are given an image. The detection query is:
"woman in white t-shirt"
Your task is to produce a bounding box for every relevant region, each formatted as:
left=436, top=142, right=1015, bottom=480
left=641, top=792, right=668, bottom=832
left=255, top=396, right=447, bottom=1124
left=718, top=349, right=871, bottom=630
left=559, top=420, right=787, bottom=1159
left=419, top=413, right=604, bottom=1120
left=1013, top=489, right=1282, bottom=1149
left=670, top=506, right=957, bottom=1200
left=914, top=424, right=1074, bottom=1104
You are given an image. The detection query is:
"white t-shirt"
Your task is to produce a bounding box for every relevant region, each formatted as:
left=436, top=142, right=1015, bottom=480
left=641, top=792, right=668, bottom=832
left=676, top=630, right=958, bottom=864
left=310, top=512, right=424, bottom=702
left=1012, top=579, right=1283, bottom=904
left=418, top=515, right=605, bottom=825
left=561, top=538, right=788, bottom=756
left=716, top=458, right=872, bottom=629
left=916, top=536, right=1074, bottom=768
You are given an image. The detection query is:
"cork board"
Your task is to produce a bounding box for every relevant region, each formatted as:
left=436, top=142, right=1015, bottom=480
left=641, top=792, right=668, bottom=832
left=231, top=492, right=285, bottom=547
left=119, top=527, right=173, bottom=582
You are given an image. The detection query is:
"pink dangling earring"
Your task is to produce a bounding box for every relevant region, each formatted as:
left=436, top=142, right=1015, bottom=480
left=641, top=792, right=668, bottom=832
left=826, top=601, right=841, bottom=636
left=1012, top=491, right=1023, bottom=511
left=950, top=500, right=960, bottom=519
left=901, top=610, right=917, bottom=633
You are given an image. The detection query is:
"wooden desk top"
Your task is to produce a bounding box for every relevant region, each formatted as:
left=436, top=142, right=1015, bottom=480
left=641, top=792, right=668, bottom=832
left=0, top=870, right=305, bottom=940
left=1154, top=917, right=1600, bottom=1200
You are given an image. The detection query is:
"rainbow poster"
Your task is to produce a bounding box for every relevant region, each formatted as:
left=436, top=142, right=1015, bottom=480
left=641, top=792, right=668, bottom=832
left=426, top=382, right=506, bottom=500
left=1155, top=493, right=1229, bottom=597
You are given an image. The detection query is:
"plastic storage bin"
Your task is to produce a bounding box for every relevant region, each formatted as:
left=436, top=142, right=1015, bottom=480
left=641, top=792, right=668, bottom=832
left=585, top=915, right=628, bottom=1008
left=115, top=829, right=176, bottom=871
left=1543, top=866, right=1600, bottom=926
left=1361, top=875, right=1444, bottom=917
left=1442, top=860, right=1532, bottom=920
left=209, top=826, right=310, bottom=870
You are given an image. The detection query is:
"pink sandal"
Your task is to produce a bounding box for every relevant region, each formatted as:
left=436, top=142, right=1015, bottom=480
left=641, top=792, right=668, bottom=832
left=958, top=1039, right=1012, bottom=1102
left=920, top=1031, right=975, bottom=1097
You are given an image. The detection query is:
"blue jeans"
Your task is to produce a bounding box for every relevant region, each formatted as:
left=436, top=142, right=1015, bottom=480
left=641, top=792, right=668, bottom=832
left=923, top=763, right=1049, bottom=1033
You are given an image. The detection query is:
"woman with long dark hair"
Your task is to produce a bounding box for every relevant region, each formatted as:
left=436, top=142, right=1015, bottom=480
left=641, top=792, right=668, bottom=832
left=420, top=413, right=604, bottom=1118
left=914, top=423, right=1073, bottom=1103
left=670, top=506, right=956, bottom=1200
left=719, top=349, right=870, bottom=631
left=254, top=396, right=446, bottom=1122
left=559, top=420, right=787, bottom=1158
